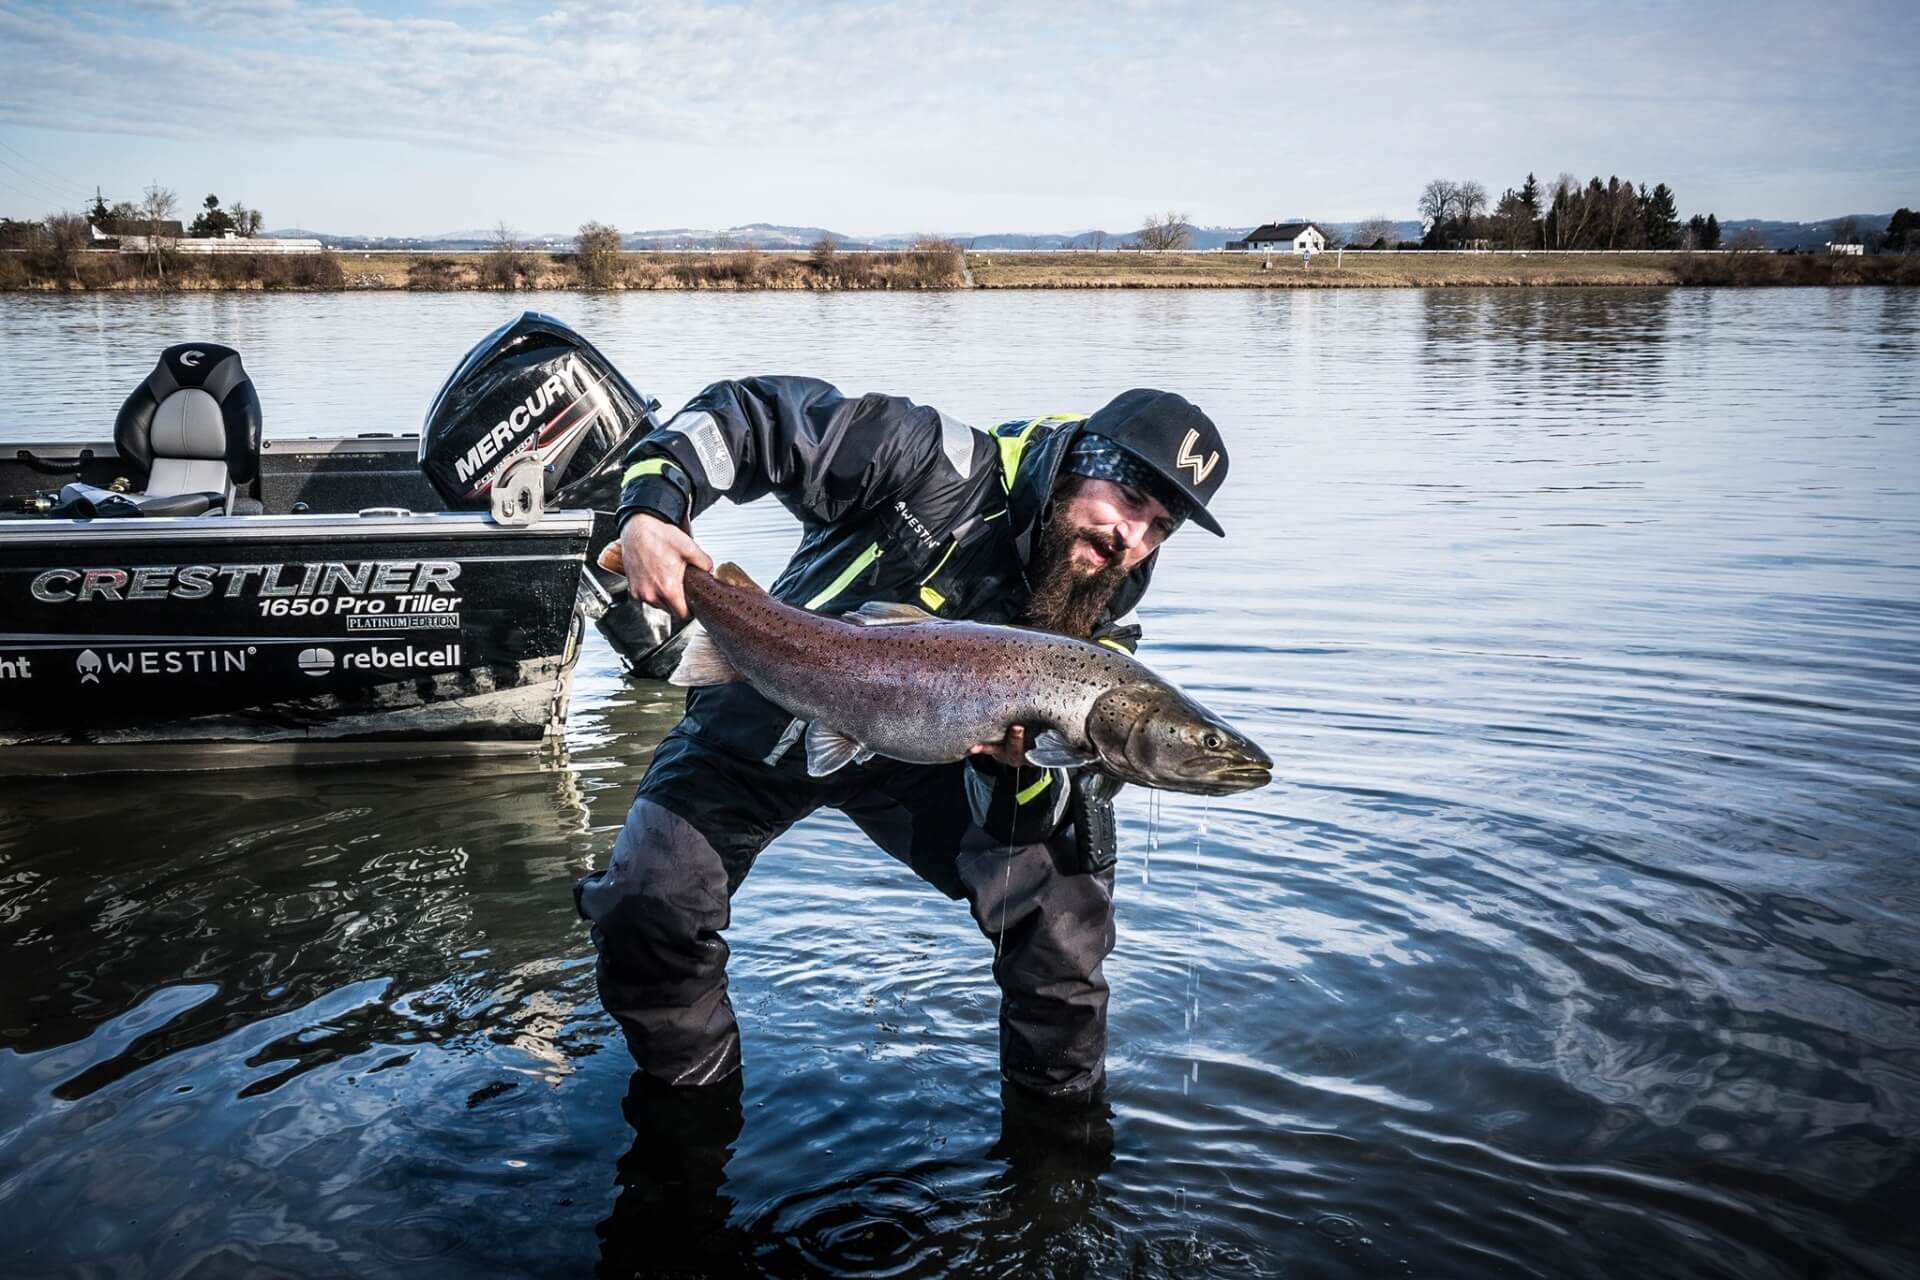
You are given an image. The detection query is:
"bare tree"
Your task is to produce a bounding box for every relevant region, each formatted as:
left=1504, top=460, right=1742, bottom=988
left=1455, top=180, right=1489, bottom=222
left=229, top=202, right=264, bottom=238
left=1493, top=189, right=1535, bottom=249
left=1603, top=177, right=1638, bottom=249
left=44, top=212, right=91, bottom=280
left=811, top=234, right=838, bottom=266
left=1830, top=216, right=1861, bottom=245
left=1136, top=211, right=1192, bottom=251
left=1087, top=229, right=1108, bottom=252
left=1545, top=173, right=1580, bottom=248
left=486, top=220, right=532, bottom=288
left=576, top=221, right=623, bottom=289
left=1352, top=215, right=1398, bottom=249
left=1728, top=227, right=1767, bottom=253
left=1418, top=180, right=1459, bottom=229
left=138, top=183, right=178, bottom=281
left=1546, top=173, right=1602, bottom=250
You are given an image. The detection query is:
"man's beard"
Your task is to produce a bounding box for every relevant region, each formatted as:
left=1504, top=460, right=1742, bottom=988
left=1021, top=513, right=1132, bottom=638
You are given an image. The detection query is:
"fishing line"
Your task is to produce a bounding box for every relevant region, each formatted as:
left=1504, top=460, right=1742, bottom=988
left=1185, top=798, right=1206, bottom=1090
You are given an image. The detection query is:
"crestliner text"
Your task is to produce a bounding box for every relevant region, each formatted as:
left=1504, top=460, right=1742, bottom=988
left=30, top=561, right=463, bottom=604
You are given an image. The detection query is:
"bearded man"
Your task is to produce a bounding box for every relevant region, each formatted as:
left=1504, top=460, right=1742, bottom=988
left=575, top=379, right=1231, bottom=1103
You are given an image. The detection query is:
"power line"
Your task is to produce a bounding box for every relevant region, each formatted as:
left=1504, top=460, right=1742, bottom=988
left=0, top=154, right=89, bottom=207
left=0, top=134, right=91, bottom=194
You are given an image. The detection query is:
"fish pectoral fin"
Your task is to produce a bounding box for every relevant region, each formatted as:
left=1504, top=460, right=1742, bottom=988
left=804, top=721, right=868, bottom=776
left=1027, top=730, right=1097, bottom=768
left=715, top=562, right=765, bottom=593
left=667, top=623, right=741, bottom=687
left=844, top=601, right=937, bottom=626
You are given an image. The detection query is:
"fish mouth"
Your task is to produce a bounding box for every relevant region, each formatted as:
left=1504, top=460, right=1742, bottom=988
left=1142, top=762, right=1271, bottom=797
left=1195, top=764, right=1273, bottom=795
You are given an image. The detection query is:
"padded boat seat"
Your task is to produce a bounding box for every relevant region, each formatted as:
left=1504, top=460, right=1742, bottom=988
left=110, top=342, right=262, bottom=516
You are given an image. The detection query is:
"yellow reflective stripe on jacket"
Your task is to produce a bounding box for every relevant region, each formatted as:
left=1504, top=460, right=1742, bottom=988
left=996, top=423, right=1041, bottom=493
left=1015, top=772, right=1053, bottom=805
left=804, top=541, right=883, bottom=610
left=621, top=457, right=681, bottom=486
left=1096, top=637, right=1130, bottom=653
left=919, top=537, right=959, bottom=584
left=918, top=585, right=946, bottom=611
left=994, top=414, right=1087, bottom=492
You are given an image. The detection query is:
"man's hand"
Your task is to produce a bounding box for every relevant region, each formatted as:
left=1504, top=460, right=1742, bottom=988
left=968, top=724, right=1031, bottom=769
left=598, top=514, right=713, bottom=619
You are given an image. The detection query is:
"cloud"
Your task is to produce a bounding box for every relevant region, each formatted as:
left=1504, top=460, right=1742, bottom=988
left=0, top=0, right=1911, bottom=227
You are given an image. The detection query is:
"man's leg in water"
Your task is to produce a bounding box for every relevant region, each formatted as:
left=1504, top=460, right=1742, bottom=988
left=840, top=762, right=1118, bottom=1102
left=575, top=724, right=819, bottom=1085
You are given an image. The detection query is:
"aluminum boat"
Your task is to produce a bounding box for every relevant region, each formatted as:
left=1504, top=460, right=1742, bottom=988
left=0, top=313, right=686, bottom=773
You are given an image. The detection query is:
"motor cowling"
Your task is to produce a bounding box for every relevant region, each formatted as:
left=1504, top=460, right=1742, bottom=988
left=420, top=312, right=658, bottom=511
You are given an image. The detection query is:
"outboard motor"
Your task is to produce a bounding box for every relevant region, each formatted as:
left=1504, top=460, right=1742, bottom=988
left=421, top=311, right=656, bottom=512
left=420, top=312, right=690, bottom=678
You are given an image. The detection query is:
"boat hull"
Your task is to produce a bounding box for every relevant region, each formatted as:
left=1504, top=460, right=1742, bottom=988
left=0, top=511, right=593, bottom=772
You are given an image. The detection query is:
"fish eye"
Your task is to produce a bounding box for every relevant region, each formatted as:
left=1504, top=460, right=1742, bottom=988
left=1202, top=732, right=1222, bottom=750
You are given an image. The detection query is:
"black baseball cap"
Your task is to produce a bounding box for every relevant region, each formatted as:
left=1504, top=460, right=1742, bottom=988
left=1079, top=389, right=1228, bottom=536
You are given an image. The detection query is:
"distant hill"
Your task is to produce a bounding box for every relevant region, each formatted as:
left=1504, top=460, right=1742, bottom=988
left=622, top=223, right=880, bottom=251
left=265, top=215, right=1894, bottom=254
left=1718, top=214, right=1889, bottom=251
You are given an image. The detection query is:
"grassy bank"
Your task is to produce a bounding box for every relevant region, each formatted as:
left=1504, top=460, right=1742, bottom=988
left=0, top=247, right=968, bottom=292
left=4, top=248, right=1914, bottom=292
left=967, top=250, right=1920, bottom=288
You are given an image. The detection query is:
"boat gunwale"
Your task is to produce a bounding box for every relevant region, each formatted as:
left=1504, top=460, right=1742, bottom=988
left=0, top=509, right=597, bottom=544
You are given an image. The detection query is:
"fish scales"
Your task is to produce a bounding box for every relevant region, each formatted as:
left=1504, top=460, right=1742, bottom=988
left=684, top=569, right=1146, bottom=763
left=673, top=563, right=1272, bottom=795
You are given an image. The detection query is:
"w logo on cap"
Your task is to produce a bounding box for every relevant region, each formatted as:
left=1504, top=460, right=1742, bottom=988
left=1176, top=429, right=1219, bottom=484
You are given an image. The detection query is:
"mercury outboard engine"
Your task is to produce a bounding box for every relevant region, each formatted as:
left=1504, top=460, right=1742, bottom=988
left=420, top=311, right=656, bottom=513
left=420, top=312, right=690, bottom=678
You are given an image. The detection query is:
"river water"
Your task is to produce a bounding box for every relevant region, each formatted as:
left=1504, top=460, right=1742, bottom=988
left=1, top=288, right=1916, bottom=1278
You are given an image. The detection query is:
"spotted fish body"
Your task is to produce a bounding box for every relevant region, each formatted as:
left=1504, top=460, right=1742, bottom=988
left=673, top=563, right=1272, bottom=795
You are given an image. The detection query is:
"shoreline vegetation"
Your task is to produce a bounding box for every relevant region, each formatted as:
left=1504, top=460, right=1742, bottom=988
left=2, top=247, right=1915, bottom=292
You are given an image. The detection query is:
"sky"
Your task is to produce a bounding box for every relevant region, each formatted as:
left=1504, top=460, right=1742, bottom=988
left=0, top=0, right=1913, bottom=237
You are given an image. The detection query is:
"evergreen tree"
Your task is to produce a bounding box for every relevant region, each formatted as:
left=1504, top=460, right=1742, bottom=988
left=189, top=192, right=235, bottom=238
left=86, top=189, right=111, bottom=227
left=1703, top=213, right=1721, bottom=250
left=1495, top=188, right=1534, bottom=249
left=1885, top=208, right=1918, bottom=252
left=1519, top=172, right=1542, bottom=247
left=1643, top=183, right=1679, bottom=249
left=1584, top=178, right=1608, bottom=249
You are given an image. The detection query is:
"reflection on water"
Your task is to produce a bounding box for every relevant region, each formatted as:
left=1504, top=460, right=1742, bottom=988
left=3, top=288, right=1919, bottom=1277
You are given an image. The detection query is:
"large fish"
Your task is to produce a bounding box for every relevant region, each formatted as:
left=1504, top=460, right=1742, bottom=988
left=654, top=559, right=1272, bottom=797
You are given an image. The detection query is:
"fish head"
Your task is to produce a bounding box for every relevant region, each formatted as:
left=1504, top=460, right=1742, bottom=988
left=1086, top=680, right=1272, bottom=796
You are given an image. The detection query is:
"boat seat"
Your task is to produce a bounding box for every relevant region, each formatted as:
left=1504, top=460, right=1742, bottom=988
left=110, top=342, right=262, bottom=516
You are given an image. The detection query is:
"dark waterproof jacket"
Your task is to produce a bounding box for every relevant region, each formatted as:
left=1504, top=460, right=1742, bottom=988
left=614, top=376, right=1158, bottom=839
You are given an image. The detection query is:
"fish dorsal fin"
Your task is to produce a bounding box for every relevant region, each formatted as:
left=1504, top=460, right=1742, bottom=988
left=667, top=623, right=741, bottom=687
left=845, top=600, right=936, bottom=627
left=1028, top=730, right=1096, bottom=768
left=805, top=721, right=867, bottom=776
left=714, top=562, right=764, bottom=593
